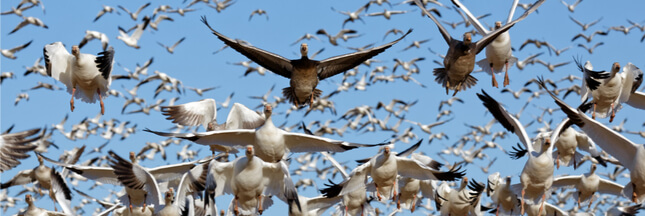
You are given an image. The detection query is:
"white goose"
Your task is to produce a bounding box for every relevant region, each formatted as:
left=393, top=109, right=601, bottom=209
left=486, top=172, right=519, bottom=216
left=205, top=145, right=299, bottom=216
left=541, top=79, right=645, bottom=203
left=320, top=140, right=465, bottom=203
left=395, top=153, right=440, bottom=213
left=18, top=169, right=73, bottom=216
left=117, top=16, right=151, bottom=49
left=1, top=155, right=54, bottom=203
left=477, top=90, right=554, bottom=215
left=579, top=60, right=643, bottom=122
left=44, top=42, right=114, bottom=115
left=451, top=0, right=520, bottom=88
left=435, top=177, right=486, bottom=216
left=551, top=118, right=607, bottom=169
left=551, top=164, right=624, bottom=209
left=147, top=104, right=386, bottom=163
left=318, top=151, right=375, bottom=216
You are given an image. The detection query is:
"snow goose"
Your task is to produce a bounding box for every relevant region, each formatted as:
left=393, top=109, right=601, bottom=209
left=0, top=128, right=41, bottom=172
left=9, top=16, right=48, bottom=34
left=18, top=169, right=73, bottom=215
left=434, top=178, right=487, bottom=216
left=579, top=60, right=643, bottom=122
left=44, top=42, right=115, bottom=115
left=1, top=40, right=32, bottom=59
left=1, top=155, right=55, bottom=200
left=486, top=172, right=519, bottom=216
left=117, top=16, right=151, bottom=49
left=451, top=0, right=521, bottom=88
left=413, top=0, right=545, bottom=96
left=147, top=104, right=386, bottom=163
left=550, top=119, right=606, bottom=169
left=551, top=164, right=624, bottom=209
left=320, top=140, right=465, bottom=203
left=154, top=171, right=200, bottom=216
left=107, top=151, right=163, bottom=213
left=201, top=16, right=410, bottom=107
left=318, top=152, right=375, bottom=216
left=477, top=90, right=554, bottom=215
left=394, top=153, right=440, bottom=213
left=205, top=145, right=300, bottom=215
left=539, top=79, right=645, bottom=203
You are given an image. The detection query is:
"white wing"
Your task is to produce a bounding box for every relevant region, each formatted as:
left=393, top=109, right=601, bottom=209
left=44, top=42, right=73, bottom=89
left=225, top=103, right=265, bottom=130
left=450, top=0, right=489, bottom=35
left=626, top=91, right=645, bottom=109
left=161, top=98, right=217, bottom=129
left=283, top=132, right=383, bottom=153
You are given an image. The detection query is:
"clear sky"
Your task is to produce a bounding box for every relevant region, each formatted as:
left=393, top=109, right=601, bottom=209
left=2, top=0, right=645, bottom=215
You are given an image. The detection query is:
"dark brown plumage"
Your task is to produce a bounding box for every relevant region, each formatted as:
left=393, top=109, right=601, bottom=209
left=201, top=16, right=411, bottom=107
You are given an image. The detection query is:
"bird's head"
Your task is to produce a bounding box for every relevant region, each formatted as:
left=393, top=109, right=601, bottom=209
left=612, top=62, right=620, bottom=74
left=129, top=152, right=136, bottom=162
left=590, top=163, right=597, bottom=173
left=383, top=146, right=391, bottom=155
left=463, top=32, right=472, bottom=45
left=505, top=176, right=512, bottom=185
left=37, top=155, right=43, bottom=164
left=71, top=45, right=80, bottom=57
left=264, top=104, right=273, bottom=117
left=300, top=43, right=309, bottom=58
left=494, top=21, right=502, bottom=29
left=165, top=188, right=175, bottom=203
left=25, top=194, right=33, bottom=204
left=245, top=145, right=254, bottom=157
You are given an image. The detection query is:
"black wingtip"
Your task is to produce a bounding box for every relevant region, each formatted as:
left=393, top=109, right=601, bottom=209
left=594, top=156, right=608, bottom=167
left=508, top=143, right=527, bottom=160
left=319, top=179, right=342, bottom=198
left=51, top=169, right=73, bottom=200
left=477, top=89, right=515, bottom=133
left=434, top=165, right=466, bottom=181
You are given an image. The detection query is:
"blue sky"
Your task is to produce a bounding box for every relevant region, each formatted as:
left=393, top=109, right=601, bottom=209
left=2, top=0, right=645, bottom=215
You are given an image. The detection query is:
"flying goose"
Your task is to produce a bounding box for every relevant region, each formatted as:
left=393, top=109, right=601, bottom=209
left=117, top=16, right=151, bottom=49
left=201, top=16, right=411, bottom=107
left=9, top=16, right=48, bottom=34
left=2, top=40, right=33, bottom=60
left=118, top=2, right=151, bottom=21
left=414, top=0, right=545, bottom=95
left=451, top=0, right=525, bottom=88
left=435, top=178, right=486, bottom=216
left=551, top=164, right=624, bottom=209
left=18, top=169, right=72, bottom=216
left=44, top=42, right=115, bottom=115
left=539, top=78, right=645, bottom=203
left=486, top=172, right=519, bottom=216
left=205, top=145, right=300, bottom=215
left=320, top=141, right=465, bottom=203
left=477, top=90, right=554, bottom=215
left=579, top=60, right=643, bottom=122
left=148, top=104, right=386, bottom=163
left=550, top=119, right=607, bottom=169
